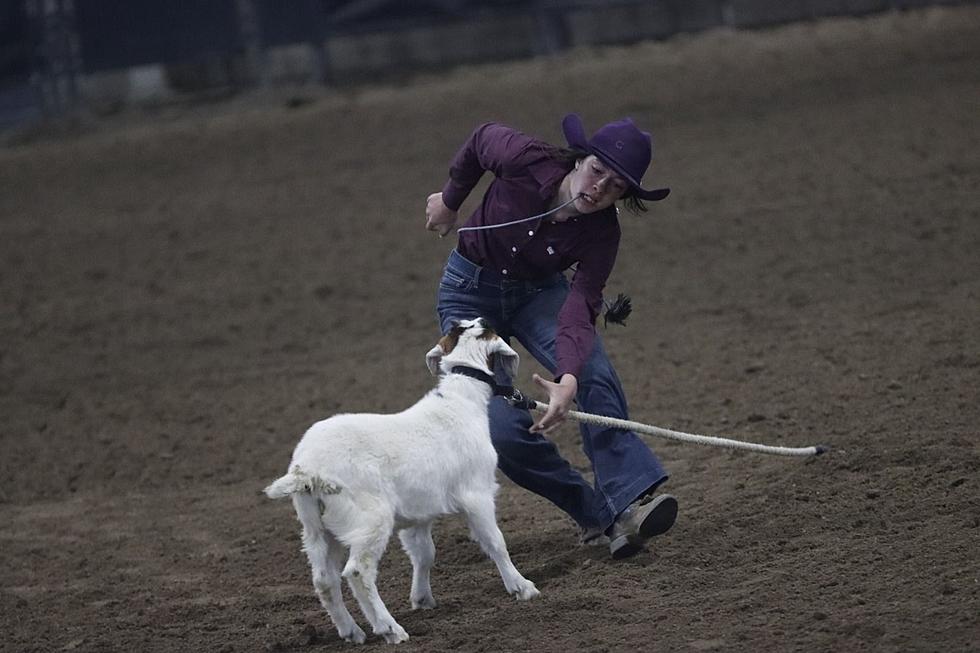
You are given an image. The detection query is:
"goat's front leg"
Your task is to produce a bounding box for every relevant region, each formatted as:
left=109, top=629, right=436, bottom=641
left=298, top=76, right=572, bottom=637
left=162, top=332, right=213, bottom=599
left=398, top=523, right=437, bottom=609
left=459, top=493, right=540, bottom=601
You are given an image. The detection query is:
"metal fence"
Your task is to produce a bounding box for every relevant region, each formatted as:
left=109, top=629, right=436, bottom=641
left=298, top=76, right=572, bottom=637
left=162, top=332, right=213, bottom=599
left=0, top=0, right=974, bottom=129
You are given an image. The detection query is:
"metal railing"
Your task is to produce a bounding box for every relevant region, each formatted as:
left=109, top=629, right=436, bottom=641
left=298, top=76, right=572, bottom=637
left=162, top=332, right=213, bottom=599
left=2, top=0, right=975, bottom=125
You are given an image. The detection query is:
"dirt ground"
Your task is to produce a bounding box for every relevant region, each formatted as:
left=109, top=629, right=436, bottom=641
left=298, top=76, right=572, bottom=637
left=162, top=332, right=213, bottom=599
left=2, top=6, right=979, bottom=652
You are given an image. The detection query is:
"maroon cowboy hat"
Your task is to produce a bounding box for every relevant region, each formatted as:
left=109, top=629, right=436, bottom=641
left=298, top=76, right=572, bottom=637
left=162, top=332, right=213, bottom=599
left=562, top=113, right=670, bottom=201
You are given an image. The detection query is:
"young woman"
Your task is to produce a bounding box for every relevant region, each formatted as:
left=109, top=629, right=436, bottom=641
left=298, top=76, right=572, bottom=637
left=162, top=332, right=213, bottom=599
left=424, top=114, right=678, bottom=559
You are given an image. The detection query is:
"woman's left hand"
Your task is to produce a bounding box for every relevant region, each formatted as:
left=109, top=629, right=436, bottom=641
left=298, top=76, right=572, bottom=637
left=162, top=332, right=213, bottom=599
left=530, top=373, right=578, bottom=433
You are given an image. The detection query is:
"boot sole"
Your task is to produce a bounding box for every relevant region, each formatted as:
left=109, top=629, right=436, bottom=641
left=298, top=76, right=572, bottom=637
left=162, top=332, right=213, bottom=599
left=609, top=495, right=679, bottom=560
left=638, top=494, right=678, bottom=538
left=609, top=535, right=643, bottom=560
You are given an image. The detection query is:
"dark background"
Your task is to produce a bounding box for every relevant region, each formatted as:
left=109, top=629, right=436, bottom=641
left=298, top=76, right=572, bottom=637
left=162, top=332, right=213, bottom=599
left=2, top=0, right=978, bottom=128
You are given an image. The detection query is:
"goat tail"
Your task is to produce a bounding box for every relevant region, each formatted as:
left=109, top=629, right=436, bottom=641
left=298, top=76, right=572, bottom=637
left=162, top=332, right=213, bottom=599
left=263, top=467, right=342, bottom=500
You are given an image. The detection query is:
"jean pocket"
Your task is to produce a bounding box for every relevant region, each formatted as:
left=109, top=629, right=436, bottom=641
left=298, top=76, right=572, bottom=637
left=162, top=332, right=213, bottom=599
left=439, top=268, right=471, bottom=290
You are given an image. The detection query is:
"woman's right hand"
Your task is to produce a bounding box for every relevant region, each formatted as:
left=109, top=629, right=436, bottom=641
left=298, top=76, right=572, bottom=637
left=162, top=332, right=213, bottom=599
left=425, top=192, right=458, bottom=237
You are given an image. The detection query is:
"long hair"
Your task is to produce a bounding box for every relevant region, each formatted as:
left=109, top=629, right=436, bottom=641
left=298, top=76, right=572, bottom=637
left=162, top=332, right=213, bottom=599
left=552, top=147, right=649, bottom=215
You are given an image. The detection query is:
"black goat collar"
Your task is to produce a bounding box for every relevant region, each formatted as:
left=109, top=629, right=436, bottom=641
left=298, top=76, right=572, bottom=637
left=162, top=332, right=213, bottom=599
left=449, top=366, right=513, bottom=397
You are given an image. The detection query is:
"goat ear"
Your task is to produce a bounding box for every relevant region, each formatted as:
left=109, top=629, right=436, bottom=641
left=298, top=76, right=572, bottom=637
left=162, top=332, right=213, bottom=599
left=425, top=344, right=445, bottom=376
left=490, top=338, right=520, bottom=379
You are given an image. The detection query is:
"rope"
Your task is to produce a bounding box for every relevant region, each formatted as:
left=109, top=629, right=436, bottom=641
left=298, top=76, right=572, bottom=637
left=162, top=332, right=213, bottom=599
left=529, top=402, right=827, bottom=457
left=456, top=194, right=582, bottom=234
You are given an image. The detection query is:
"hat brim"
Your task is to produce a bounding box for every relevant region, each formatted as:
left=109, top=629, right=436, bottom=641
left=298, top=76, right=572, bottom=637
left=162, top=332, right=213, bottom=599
left=561, top=113, right=671, bottom=202
left=562, top=113, right=591, bottom=151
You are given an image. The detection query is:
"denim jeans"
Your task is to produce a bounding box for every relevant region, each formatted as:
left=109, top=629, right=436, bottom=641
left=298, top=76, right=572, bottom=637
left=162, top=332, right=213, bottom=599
left=436, top=249, right=668, bottom=532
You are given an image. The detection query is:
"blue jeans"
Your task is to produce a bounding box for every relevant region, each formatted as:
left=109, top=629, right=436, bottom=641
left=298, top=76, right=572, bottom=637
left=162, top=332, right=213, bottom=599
left=436, top=249, right=668, bottom=532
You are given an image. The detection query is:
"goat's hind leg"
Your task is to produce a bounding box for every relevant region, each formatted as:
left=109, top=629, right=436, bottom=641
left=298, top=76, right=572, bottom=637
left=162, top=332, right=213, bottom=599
left=342, top=516, right=409, bottom=644
left=398, top=522, right=437, bottom=609
left=293, top=493, right=366, bottom=644
left=459, top=492, right=540, bottom=600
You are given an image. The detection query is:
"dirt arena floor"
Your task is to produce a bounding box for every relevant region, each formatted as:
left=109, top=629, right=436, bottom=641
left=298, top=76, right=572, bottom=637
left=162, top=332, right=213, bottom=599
left=2, top=6, right=978, bottom=652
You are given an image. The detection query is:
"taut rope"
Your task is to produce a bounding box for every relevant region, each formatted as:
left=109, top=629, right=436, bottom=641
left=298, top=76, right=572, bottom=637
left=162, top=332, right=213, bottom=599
left=524, top=400, right=826, bottom=457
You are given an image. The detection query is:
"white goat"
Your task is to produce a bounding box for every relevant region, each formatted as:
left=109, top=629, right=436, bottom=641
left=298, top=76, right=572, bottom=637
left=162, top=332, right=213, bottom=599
left=264, top=318, right=539, bottom=644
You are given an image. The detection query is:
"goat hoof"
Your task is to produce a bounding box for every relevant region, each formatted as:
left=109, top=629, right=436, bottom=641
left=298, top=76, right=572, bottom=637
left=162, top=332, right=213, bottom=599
left=512, top=581, right=540, bottom=601
left=378, top=623, right=409, bottom=644
left=411, top=595, right=437, bottom=610
left=340, top=624, right=366, bottom=644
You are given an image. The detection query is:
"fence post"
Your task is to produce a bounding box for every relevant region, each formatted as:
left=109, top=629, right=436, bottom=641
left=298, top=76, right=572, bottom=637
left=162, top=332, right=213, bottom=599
left=533, top=1, right=570, bottom=55
left=26, top=0, right=81, bottom=120
left=308, top=1, right=331, bottom=85
left=235, top=0, right=267, bottom=87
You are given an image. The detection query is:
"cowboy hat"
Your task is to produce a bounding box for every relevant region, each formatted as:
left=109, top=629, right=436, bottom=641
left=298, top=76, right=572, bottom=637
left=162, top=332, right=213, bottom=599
left=562, top=113, right=670, bottom=201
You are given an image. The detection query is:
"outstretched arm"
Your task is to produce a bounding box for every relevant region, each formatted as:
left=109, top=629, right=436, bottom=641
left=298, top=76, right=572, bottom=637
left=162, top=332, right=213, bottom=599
left=529, top=373, right=578, bottom=433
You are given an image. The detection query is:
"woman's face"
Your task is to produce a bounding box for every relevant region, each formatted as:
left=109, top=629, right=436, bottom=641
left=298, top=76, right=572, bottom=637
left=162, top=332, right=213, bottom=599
left=568, top=155, right=629, bottom=214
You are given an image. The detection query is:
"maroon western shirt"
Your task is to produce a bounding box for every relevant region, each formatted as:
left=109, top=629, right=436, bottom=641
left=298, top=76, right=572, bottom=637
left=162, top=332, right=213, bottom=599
left=440, top=122, right=621, bottom=380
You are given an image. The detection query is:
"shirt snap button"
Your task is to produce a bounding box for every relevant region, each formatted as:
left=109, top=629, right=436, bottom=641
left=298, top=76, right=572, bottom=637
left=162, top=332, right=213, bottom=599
left=501, top=269, right=508, bottom=275
left=528, top=230, right=534, bottom=236
left=511, top=246, right=517, bottom=252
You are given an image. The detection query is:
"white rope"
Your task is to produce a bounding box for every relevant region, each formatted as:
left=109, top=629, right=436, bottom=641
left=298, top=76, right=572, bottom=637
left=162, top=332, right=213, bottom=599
left=456, top=194, right=582, bottom=234
left=530, top=403, right=826, bottom=457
